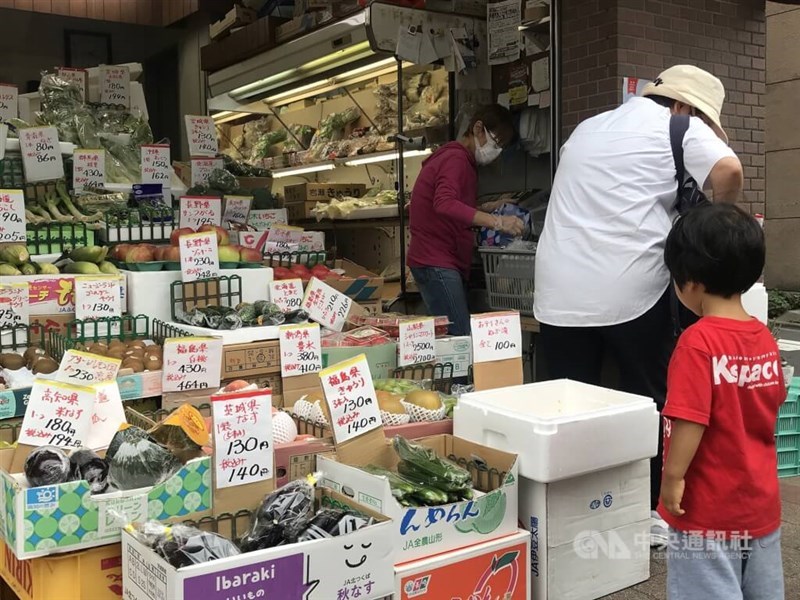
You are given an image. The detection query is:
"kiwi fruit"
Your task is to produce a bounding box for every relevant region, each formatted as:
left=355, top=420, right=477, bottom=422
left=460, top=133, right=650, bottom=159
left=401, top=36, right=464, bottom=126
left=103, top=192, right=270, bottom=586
left=143, top=354, right=163, bottom=371
left=0, top=353, right=25, bottom=371
left=32, top=357, right=58, bottom=375
left=106, top=348, right=125, bottom=360
left=123, top=348, right=145, bottom=360
left=121, top=358, right=145, bottom=373
left=23, top=346, right=47, bottom=366
left=108, top=340, right=126, bottom=350
left=126, top=340, right=146, bottom=350
left=144, top=345, right=162, bottom=355
left=87, top=345, right=107, bottom=357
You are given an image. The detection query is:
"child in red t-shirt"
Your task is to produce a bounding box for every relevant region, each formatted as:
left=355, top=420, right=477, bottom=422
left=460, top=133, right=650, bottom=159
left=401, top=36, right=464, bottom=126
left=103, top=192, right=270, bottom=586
left=659, top=203, right=785, bottom=600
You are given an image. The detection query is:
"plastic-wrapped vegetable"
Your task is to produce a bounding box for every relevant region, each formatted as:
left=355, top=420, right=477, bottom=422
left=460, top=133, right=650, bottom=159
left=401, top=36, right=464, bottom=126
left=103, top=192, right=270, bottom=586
left=393, top=436, right=472, bottom=491
left=238, top=480, right=315, bottom=552
left=69, top=448, right=109, bottom=494
left=106, top=426, right=182, bottom=490
left=128, top=522, right=240, bottom=568
left=207, top=169, right=239, bottom=195
left=24, top=446, right=72, bottom=487
left=293, top=509, right=372, bottom=542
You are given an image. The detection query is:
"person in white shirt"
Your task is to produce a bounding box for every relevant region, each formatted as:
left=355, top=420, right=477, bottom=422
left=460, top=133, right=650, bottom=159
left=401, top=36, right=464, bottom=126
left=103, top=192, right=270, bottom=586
left=534, top=65, right=743, bottom=547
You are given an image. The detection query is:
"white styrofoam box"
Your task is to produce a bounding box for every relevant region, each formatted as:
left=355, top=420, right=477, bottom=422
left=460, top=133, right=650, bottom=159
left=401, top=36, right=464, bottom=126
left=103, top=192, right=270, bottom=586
left=435, top=335, right=471, bottom=378
left=125, top=267, right=273, bottom=323
left=168, top=322, right=279, bottom=344
left=455, top=379, right=659, bottom=482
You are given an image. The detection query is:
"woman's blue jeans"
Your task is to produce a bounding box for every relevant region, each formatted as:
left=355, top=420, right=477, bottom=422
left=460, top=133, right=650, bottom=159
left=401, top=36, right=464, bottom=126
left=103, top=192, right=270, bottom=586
left=410, top=266, right=470, bottom=336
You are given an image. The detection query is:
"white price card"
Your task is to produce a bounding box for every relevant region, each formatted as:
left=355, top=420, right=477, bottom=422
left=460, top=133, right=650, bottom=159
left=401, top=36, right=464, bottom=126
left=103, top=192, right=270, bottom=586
left=56, top=349, right=121, bottom=384
left=72, top=149, right=105, bottom=192
left=190, top=156, right=223, bottom=186
left=398, top=318, right=437, bottom=366
left=57, top=68, right=87, bottom=101
left=0, top=189, right=27, bottom=242
left=0, top=283, right=28, bottom=328
left=0, top=123, right=6, bottom=161
left=74, top=277, right=123, bottom=320
left=471, top=311, right=523, bottom=363
left=268, top=279, right=304, bottom=313
left=280, top=323, right=322, bottom=378
left=19, top=126, right=64, bottom=182
left=86, top=380, right=126, bottom=451
left=0, top=83, right=18, bottom=123
left=100, top=65, right=130, bottom=107
left=265, top=226, right=325, bottom=254
left=222, top=195, right=252, bottom=225
left=248, top=209, right=287, bottom=230
left=302, top=277, right=352, bottom=332
left=162, top=337, right=223, bottom=393
left=19, top=379, right=95, bottom=448
left=179, top=196, right=222, bottom=229
left=140, top=144, right=171, bottom=186
left=319, top=354, right=381, bottom=444
left=185, top=115, right=219, bottom=156
left=211, top=388, right=274, bottom=489
left=179, top=231, right=220, bottom=282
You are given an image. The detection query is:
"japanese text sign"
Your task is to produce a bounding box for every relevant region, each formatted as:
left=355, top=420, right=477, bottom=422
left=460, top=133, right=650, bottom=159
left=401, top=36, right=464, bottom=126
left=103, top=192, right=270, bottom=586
left=0, top=83, right=18, bottom=123
left=398, top=318, right=436, bottom=367
left=100, top=65, right=130, bottom=107
left=72, top=149, right=105, bottom=192
left=211, top=388, right=274, bottom=489
left=86, top=380, right=126, bottom=451
left=320, top=354, right=381, bottom=444
left=179, top=231, right=220, bottom=282
left=19, top=379, right=95, bottom=449
left=269, top=279, right=304, bottom=313
left=471, top=311, right=523, bottom=363
left=140, top=144, right=171, bottom=186
left=180, top=195, right=222, bottom=229
left=0, top=189, right=26, bottom=242
left=19, top=126, right=64, bottom=182
left=56, top=349, right=121, bottom=385
left=0, top=283, right=29, bottom=327
left=185, top=115, right=218, bottom=156
left=265, top=226, right=324, bottom=253
left=57, top=68, right=87, bottom=101
left=162, top=337, right=223, bottom=393
left=222, top=195, right=252, bottom=225
left=302, top=277, right=352, bottom=332
left=280, top=323, right=322, bottom=377
left=190, top=156, right=223, bottom=186
left=248, top=209, right=287, bottom=230
left=75, top=277, right=123, bottom=320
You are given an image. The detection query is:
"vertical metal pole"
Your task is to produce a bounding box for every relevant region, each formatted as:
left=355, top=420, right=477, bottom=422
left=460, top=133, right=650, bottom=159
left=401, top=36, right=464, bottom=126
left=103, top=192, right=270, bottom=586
left=396, top=57, right=407, bottom=297
left=550, top=0, right=562, bottom=182
left=448, top=71, right=457, bottom=141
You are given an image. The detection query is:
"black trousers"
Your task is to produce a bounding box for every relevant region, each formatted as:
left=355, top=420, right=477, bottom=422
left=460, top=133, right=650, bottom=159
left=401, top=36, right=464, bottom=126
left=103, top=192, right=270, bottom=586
left=539, top=290, right=676, bottom=511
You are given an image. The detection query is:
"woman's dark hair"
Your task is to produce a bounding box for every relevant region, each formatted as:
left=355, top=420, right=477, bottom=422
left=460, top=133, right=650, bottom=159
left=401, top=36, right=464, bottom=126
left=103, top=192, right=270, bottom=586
left=665, top=203, right=765, bottom=298
left=466, top=104, right=515, bottom=144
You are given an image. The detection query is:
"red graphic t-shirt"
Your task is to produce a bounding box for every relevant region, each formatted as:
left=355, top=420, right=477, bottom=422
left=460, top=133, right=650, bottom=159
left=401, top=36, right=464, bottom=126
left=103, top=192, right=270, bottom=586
left=658, top=316, right=786, bottom=538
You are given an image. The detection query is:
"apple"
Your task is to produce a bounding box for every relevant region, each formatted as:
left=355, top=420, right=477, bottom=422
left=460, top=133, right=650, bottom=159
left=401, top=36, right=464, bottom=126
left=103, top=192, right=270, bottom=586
left=218, top=245, right=240, bottom=263
left=111, top=244, right=131, bottom=261
left=239, top=247, right=262, bottom=263
left=170, top=227, right=195, bottom=246
left=162, top=246, right=181, bottom=262
left=126, top=245, right=155, bottom=263
left=273, top=267, right=293, bottom=280
left=153, top=247, right=167, bottom=261
left=198, top=224, right=230, bottom=246
left=311, top=264, right=331, bottom=277
left=290, top=264, right=311, bottom=277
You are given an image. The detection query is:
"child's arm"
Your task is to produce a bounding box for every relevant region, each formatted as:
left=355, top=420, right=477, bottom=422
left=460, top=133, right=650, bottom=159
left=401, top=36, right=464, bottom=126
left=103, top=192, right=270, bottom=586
left=661, top=419, right=706, bottom=517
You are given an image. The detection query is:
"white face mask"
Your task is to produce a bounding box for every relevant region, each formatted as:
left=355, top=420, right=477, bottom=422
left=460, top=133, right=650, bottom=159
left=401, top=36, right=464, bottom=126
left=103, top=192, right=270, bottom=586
left=475, top=130, right=503, bottom=166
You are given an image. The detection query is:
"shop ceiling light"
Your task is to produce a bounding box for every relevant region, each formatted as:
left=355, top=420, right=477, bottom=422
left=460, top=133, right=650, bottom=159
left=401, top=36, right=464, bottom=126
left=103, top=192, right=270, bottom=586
left=271, top=162, right=337, bottom=178
left=343, top=149, right=432, bottom=167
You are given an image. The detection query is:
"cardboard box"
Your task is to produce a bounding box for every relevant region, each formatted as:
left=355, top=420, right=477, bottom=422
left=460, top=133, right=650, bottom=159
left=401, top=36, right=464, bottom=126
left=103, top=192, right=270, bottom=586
left=435, top=335, right=472, bottom=378
left=201, top=17, right=284, bottom=72
left=394, top=531, right=530, bottom=600
left=521, top=461, right=651, bottom=600
left=425, top=0, right=488, bottom=17
left=222, top=340, right=281, bottom=379
left=291, top=410, right=453, bottom=440
left=0, top=275, right=126, bottom=316
left=237, top=176, right=274, bottom=192
left=209, top=4, right=258, bottom=40
left=325, top=259, right=384, bottom=302
left=283, top=183, right=366, bottom=204
left=0, top=387, right=29, bottom=420
left=121, top=489, right=395, bottom=600
left=322, top=341, right=397, bottom=380
left=285, top=201, right=318, bottom=221
left=276, top=11, right=333, bottom=43
left=117, top=370, right=163, bottom=402
left=319, top=434, right=519, bottom=563
left=274, top=438, right=333, bottom=487
left=525, top=1, right=550, bottom=22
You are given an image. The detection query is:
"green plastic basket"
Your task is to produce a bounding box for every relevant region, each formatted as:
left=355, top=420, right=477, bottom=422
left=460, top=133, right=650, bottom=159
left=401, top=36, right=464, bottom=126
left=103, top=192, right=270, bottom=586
left=776, top=433, right=800, bottom=452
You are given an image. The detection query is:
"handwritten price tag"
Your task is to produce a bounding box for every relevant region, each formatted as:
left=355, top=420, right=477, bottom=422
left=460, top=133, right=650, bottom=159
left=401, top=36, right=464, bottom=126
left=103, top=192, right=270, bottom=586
left=302, top=277, right=352, bottom=332
left=238, top=231, right=268, bottom=252
left=248, top=209, right=287, bottom=230
left=0, top=83, right=18, bottom=123
left=141, top=144, right=171, bottom=186
left=57, top=68, right=87, bottom=101
left=19, top=126, right=64, bottom=182
left=211, top=389, right=273, bottom=489
left=185, top=115, right=218, bottom=156
left=179, top=231, right=220, bottom=282
left=222, top=195, right=252, bottom=225
left=56, top=350, right=121, bottom=384
left=100, top=65, right=130, bottom=107
left=471, top=311, right=523, bottom=363
left=19, top=379, right=95, bottom=448
left=190, top=156, right=223, bottom=186
left=86, top=380, right=126, bottom=451
left=265, top=226, right=325, bottom=254
left=0, top=189, right=26, bottom=242
left=269, top=279, right=304, bottom=312
left=280, top=323, right=322, bottom=378
left=398, top=318, right=436, bottom=366
left=73, top=149, right=105, bottom=192
left=320, top=355, right=381, bottom=444
left=162, top=337, right=223, bottom=393
left=0, top=283, right=28, bottom=327
left=180, top=196, right=222, bottom=229
left=74, top=277, right=122, bottom=320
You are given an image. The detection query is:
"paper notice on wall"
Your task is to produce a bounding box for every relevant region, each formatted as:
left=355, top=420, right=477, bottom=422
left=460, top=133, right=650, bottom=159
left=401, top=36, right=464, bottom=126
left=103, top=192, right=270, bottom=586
left=622, top=77, right=651, bottom=104
left=449, top=28, right=477, bottom=74
left=531, top=57, right=550, bottom=92
left=396, top=25, right=422, bottom=63
left=488, top=0, right=521, bottom=65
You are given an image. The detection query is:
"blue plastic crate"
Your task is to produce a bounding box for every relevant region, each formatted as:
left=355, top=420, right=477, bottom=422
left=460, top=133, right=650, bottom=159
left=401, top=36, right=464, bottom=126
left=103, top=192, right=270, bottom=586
left=776, top=433, right=800, bottom=451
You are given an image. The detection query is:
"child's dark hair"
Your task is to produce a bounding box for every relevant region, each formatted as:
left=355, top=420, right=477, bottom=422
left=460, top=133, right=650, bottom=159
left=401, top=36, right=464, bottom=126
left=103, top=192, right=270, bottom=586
left=665, top=203, right=765, bottom=298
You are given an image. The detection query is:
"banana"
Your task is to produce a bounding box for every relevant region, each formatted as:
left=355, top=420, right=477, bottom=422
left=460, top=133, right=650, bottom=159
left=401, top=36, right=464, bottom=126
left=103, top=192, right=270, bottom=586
left=69, top=246, right=108, bottom=264
left=64, top=261, right=101, bottom=274
left=20, top=263, right=36, bottom=275
left=0, top=245, right=30, bottom=266
left=98, top=261, right=120, bottom=275
left=0, top=264, right=22, bottom=276
left=36, top=262, right=60, bottom=274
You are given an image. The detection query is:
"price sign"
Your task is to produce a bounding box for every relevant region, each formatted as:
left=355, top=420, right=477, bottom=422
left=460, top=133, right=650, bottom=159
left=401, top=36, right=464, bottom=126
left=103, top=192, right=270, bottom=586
left=73, top=149, right=105, bottom=192
left=320, top=354, right=381, bottom=444
left=398, top=318, right=436, bottom=366
left=56, top=349, right=121, bottom=384
left=57, top=68, right=87, bottom=101
left=19, top=126, right=64, bottom=182
left=0, top=123, right=6, bottom=161
left=185, top=115, right=218, bottom=156
left=222, top=195, right=252, bottom=226
left=302, top=277, right=352, bottom=332
left=248, top=209, right=287, bottom=230
left=74, top=277, right=122, bottom=320
left=268, top=279, right=304, bottom=313
left=0, top=189, right=26, bottom=242
left=179, top=231, right=220, bottom=282
left=141, top=144, right=171, bottom=186
left=265, top=226, right=325, bottom=254
left=471, top=311, right=523, bottom=363
left=162, top=337, right=223, bottom=393
left=19, top=379, right=95, bottom=448
left=190, top=156, right=223, bottom=186
left=86, top=380, right=126, bottom=451
left=238, top=231, right=268, bottom=251
left=211, top=388, right=273, bottom=489
left=280, top=323, right=322, bottom=377
left=0, top=283, right=28, bottom=327
left=179, top=196, right=222, bottom=229
left=100, top=65, right=130, bottom=107
left=0, top=83, right=18, bottom=123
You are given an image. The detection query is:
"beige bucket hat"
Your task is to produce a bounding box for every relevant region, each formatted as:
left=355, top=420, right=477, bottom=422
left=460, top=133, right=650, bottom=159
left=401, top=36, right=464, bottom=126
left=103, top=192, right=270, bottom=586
left=642, top=64, right=728, bottom=143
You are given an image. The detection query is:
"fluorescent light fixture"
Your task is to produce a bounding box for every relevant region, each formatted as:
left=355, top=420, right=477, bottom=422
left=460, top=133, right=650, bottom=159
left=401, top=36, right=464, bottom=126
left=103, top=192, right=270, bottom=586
left=271, top=162, right=336, bottom=178
left=343, top=149, right=432, bottom=167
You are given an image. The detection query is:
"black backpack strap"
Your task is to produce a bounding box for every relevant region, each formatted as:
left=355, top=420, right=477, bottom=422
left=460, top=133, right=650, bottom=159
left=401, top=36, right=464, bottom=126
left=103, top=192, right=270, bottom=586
left=669, top=114, right=690, bottom=185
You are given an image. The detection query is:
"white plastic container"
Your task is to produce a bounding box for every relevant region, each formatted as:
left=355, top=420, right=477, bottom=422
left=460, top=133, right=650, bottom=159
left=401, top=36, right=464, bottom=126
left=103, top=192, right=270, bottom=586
left=454, top=379, right=659, bottom=482
left=741, top=282, right=768, bottom=324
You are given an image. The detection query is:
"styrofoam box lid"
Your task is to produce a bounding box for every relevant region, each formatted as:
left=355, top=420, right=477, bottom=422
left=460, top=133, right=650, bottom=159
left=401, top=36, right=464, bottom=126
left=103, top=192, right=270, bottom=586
left=458, top=379, right=655, bottom=423
left=166, top=322, right=279, bottom=344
